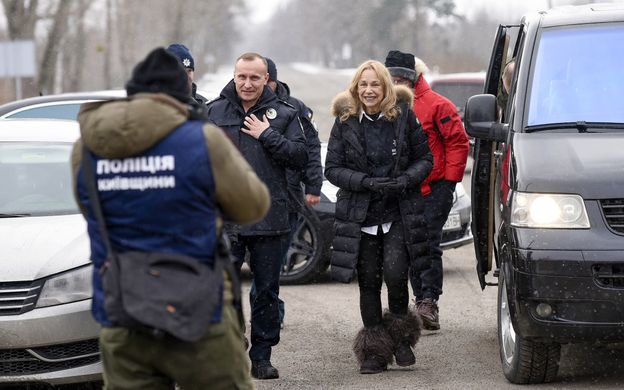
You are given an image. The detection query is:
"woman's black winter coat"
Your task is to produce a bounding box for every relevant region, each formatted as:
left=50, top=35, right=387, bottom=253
left=324, top=88, right=433, bottom=283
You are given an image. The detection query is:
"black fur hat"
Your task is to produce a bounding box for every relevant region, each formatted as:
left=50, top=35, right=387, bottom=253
left=385, top=50, right=417, bottom=83
left=125, top=47, right=191, bottom=103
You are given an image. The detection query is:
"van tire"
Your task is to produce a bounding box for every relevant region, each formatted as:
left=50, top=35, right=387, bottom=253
left=498, top=271, right=560, bottom=383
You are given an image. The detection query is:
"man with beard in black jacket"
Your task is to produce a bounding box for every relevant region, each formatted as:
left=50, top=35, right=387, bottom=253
left=205, top=52, right=307, bottom=380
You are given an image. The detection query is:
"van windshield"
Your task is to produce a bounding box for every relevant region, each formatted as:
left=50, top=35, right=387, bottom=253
left=527, top=23, right=624, bottom=127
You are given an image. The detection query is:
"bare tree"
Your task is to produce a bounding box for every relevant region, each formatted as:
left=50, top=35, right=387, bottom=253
left=1, top=0, right=79, bottom=94
left=61, top=0, right=92, bottom=91
left=258, top=0, right=459, bottom=68
left=104, top=0, right=113, bottom=89
left=38, top=0, right=72, bottom=94
left=1, top=0, right=38, bottom=39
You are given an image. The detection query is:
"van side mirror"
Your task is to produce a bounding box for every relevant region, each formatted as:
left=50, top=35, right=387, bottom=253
left=465, top=94, right=508, bottom=143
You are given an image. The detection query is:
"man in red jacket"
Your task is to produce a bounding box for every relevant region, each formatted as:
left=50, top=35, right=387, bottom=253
left=385, top=50, right=469, bottom=330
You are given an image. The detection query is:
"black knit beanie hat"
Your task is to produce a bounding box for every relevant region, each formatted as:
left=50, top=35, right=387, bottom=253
left=385, top=50, right=417, bottom=83
left=125, top=47, right=191, bottom=103
left=266, top=57, right=278, bottom=81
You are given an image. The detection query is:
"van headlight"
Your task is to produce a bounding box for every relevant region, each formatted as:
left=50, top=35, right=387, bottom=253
left=36, top=265, right=93, bottom=307
left=511, top=192, right=590, bottom=228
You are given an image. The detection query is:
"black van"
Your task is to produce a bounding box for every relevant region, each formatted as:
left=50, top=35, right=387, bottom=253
left=465, top=3, right=624, bottom=384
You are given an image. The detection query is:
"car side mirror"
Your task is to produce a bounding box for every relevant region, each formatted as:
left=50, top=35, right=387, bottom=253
left=465, top=94, right=508, bottom=143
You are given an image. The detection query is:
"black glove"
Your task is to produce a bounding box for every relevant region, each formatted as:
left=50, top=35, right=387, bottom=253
left=383, top=175, right=409, bottom=195
left=361, top=177, right=393, bottom=193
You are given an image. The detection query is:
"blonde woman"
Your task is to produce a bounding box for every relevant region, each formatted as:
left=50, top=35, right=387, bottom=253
left=325, top=60, right=433, bottom=374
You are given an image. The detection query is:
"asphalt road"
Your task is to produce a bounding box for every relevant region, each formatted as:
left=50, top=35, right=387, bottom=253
left=232, top=65, right=624, bottom=389
left=242, top=242, right=624, bottom=390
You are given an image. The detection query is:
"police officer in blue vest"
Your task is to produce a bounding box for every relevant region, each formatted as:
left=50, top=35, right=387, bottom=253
left=72, top=47, right=270, bottom=389
left=205, top=52, right=308, bottom=380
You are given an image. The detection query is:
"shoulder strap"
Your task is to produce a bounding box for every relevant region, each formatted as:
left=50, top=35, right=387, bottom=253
left=81, top=146, right=115, bottom=257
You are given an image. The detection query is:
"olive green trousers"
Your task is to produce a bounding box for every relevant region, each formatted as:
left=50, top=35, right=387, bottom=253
left=99, top=303, right=254, bottom=390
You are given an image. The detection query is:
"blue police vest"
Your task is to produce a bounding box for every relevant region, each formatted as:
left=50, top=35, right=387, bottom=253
left=77, top=120, right=218, bottom=325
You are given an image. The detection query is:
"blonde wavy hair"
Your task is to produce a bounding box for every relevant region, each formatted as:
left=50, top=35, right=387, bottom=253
left=340, top=60, right=399, bottom=122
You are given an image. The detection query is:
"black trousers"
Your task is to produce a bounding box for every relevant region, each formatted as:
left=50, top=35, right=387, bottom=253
left=410, top=180, right=455, bottom=301
left=357, top=221, right=409, bottom=328
left=231, top=234, right=289, bottom=362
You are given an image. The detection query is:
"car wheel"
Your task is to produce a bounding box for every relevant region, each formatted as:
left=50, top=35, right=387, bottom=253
left=280, top=207, right=329, bottom=285
left=498, top=270, right=560, bottom=384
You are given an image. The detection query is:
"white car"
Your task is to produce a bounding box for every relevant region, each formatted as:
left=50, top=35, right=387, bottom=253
left=0, top=119, right=101, bottom=388
left=0, top=90, right=127, bottom=120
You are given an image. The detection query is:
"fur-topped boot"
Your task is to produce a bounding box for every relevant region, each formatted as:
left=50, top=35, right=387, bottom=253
left=382, top=309, right=422, bottom=367
left=352, top=325, right=394, bottom=374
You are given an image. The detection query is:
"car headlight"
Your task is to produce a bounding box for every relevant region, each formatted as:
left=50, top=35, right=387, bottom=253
left=511, top=192, right=590, bottom=228
left=36, top=264, right=93, bottom=308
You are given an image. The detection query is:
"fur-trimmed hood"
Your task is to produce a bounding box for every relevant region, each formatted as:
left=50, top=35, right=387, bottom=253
left=331, top=84, right=414, bottom=118
left=77, top=93, right=188, bottom=159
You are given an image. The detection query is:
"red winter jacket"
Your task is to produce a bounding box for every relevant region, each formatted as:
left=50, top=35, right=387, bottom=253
left=412, top=76, right=470, bottom=196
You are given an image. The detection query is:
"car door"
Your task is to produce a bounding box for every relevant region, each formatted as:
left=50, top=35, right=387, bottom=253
left=471, top=25, right=508, bottom=289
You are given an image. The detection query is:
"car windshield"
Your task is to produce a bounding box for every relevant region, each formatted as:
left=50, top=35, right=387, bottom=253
left=0, top=142, right=78, bottom=216
left=431, top=81, right=484, bottom=111
left=527, top=23, right=624, bottom=127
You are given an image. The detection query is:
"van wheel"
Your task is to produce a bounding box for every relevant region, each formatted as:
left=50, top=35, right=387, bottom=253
left=498, top=271, right=560, bottom=383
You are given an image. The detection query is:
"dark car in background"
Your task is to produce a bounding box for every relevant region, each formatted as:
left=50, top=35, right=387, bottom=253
left=428, top=72, right=485, bottom=160
left=428, top=72, right=486, bottom=121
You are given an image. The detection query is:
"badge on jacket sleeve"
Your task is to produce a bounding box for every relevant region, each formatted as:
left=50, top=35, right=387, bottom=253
left=266, top=108, right=277, bottom=119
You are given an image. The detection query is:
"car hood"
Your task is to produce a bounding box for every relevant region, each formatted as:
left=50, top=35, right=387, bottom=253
left=513, top=132, right=624, bottom=199
left=0, top=214, right=90, bottom=281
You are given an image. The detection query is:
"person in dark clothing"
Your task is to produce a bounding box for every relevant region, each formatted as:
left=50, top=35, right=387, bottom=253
left=497, top=58, right=516, bottom=115
left=325, top=60, right=433, bottom=374
left=205, top=52, right=308, bottom=380
left=72, top=47, right=269, bottom=389
left=385, top=50, right=470, bottom=331
left=266, top=58, right=323, bottom=210
left=252, top=57, right=323, bottom=327
left=166, top=43, right=209, bottom=105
